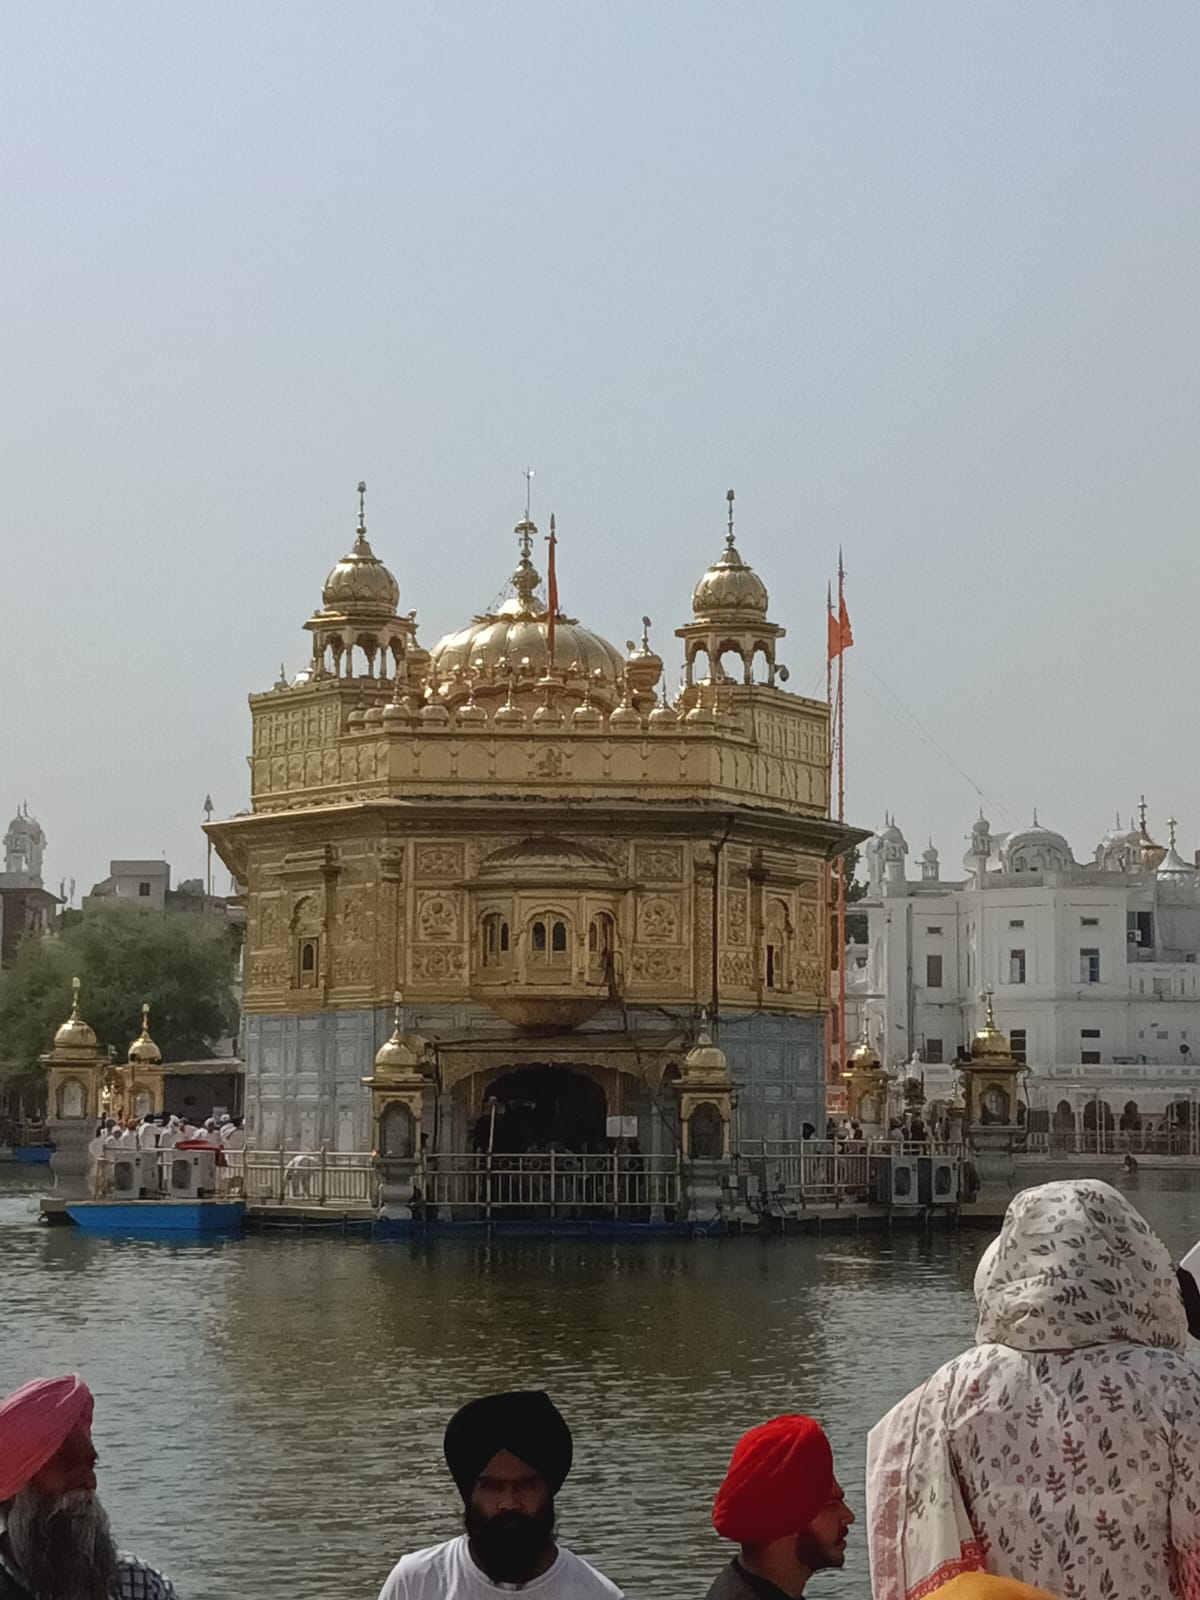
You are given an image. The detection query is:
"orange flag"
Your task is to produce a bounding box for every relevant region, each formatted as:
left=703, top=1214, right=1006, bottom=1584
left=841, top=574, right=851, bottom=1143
left=828, top=593, right=853, bottom=660
left=838, top=594, right=853, bottom=655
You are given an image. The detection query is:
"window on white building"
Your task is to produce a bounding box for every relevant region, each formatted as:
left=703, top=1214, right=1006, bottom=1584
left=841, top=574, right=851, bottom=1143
left=926, top=926, right=943, bottom=936
left=926, top=954, right=943, bottom=988
left=1081, top=1028, right=1101, bottom=1038
left=924, top=1038, right=944, bottom=1063
left=1081, top=1051, right=1101, bottom=1065
left=1081, top=916, right=1099, bottom=927
left=1010, top=1028, right=1027, bottom=1065
left=1009, top=919, right=1025, bottom=929
left=1080, top=948, right=1100, bottom=984
left=1010, top=949, right=1026, bottom=984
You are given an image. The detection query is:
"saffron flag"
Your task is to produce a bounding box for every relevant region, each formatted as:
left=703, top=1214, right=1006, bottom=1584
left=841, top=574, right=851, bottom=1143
left=828, top=594, right=853, bottom=660
left=546, top=515, right=558, bottom=661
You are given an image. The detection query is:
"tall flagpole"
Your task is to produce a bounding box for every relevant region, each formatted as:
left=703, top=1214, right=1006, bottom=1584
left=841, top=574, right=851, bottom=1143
left=836, top=551, right=847, bottom=1094
left=825, top=582, right=835, bottom=1103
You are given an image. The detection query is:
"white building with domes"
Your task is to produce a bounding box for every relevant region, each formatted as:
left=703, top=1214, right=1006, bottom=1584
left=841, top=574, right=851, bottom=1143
left=849, top=805, right=1200, bottom=1136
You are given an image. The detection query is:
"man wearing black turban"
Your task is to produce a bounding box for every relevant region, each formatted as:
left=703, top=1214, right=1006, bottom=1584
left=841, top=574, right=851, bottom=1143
left=377, top=1391, right=623, bottom=1599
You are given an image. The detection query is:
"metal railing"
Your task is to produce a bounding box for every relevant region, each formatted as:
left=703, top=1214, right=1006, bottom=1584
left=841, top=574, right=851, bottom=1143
left=227, top=1148, right=378, bottom=1206
left=416, top=1152, right=680, bottom=1219
left=1041, top=1128, right=1200, bottom=1158
left=736, top=1139, right=967, bottom=1206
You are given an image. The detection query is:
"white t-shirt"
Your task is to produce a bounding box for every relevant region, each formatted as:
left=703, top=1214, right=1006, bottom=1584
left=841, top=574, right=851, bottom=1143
left=378, top=1536, right=623, bottom=1600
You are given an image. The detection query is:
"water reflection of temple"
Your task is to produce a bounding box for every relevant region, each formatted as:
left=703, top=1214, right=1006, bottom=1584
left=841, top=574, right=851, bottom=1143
left=207, top=487, right=863, bottom=1173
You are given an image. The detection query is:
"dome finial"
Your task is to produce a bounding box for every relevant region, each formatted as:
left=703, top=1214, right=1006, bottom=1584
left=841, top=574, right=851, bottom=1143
left=70, top=974, right=81, bottom=1022
left=1169, top=816, right=1179, bottom=848
left=726, top=488, right=735, bottom=549
left=524, top=466, right=534, bottom=523
left=355, top=480, right=368, bottom=552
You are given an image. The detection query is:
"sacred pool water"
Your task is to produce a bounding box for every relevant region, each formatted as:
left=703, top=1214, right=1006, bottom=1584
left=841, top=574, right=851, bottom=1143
left=4, top=1167, right=1200, bottom=1600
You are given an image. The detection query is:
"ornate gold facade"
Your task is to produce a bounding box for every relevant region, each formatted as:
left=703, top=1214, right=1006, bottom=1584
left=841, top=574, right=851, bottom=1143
left=208, top=489, right=862, bottom=1154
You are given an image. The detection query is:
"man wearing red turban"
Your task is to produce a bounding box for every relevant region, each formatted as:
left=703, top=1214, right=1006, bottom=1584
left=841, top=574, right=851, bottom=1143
left=0, top=1375, right=175, bottom=1599
left=705, top=1415, right=855, bottom=1600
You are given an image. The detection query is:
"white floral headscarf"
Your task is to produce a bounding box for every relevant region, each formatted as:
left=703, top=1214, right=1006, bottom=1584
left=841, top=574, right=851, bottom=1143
left=868, top=1181, right=1198, bottom=1600
left=976, top=1179, right=1186, bottom=1352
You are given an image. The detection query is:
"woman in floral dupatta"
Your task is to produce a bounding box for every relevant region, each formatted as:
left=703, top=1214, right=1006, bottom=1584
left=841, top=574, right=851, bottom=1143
left=866, top=1179, right=1200, bottom=1600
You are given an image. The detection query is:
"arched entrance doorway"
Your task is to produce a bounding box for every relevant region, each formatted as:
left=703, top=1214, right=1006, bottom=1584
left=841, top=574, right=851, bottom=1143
left=475, top=1066, right=607, bottom=1155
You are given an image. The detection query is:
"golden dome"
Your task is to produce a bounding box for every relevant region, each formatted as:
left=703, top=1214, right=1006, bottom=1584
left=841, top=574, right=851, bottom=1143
left=625, top=618, right=664, bottom=695
left=648, top=695, right=678, bottom=728
left=321, top=527, right=401, bottom=614
left=683, top=1029, right=730, bottom=1081
left=971, top=994, right=1011, bottom=1060
left=372, top=996, right=424, bottom=1079
left=692, top=496, right=769, bottom=619
left=851, top=1037, right=881, bottom=1069
left=493, top=687, right=527, bottom=727
left=429, top=520, right=627, bottom=706
left=608, top=686, right=642, bottom=732
left=571, top=692, right=603, bottom=729
left=53, top=978, right=98, bottom=1056
left=455, top=693, right=488, bottom=727
left=127, top=1003, right=162, bottom=1066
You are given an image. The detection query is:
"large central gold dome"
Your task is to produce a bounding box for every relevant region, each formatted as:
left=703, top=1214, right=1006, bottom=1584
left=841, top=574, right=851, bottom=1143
left=429, top=519, right=627, bottom=705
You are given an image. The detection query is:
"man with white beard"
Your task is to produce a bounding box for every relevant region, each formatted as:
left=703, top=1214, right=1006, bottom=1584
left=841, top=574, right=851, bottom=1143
left=0, top=1375, right=175, bottom=1599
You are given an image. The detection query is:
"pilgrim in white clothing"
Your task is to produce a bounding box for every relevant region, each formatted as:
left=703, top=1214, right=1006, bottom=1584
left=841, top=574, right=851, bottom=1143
left=866, top=1179, right=1200, bottom=1600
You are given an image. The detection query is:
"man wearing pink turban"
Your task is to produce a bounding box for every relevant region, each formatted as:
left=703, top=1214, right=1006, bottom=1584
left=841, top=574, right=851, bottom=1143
left=0, top=1376, right=176, bottom=1599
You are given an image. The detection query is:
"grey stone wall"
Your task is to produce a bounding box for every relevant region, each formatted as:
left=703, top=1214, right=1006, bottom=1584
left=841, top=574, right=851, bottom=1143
left=241, top=1003, right=825, bottom=1151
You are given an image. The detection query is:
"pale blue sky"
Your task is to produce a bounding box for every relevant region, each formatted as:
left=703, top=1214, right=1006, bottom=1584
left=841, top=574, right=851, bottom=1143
left=3, top=2, right=1198, bottom=893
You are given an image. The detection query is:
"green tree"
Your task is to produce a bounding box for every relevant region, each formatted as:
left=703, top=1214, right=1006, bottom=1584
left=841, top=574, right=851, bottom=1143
left=0, top=909, right=240, bottom=1094
left=844, top=845, right=869, bottom=945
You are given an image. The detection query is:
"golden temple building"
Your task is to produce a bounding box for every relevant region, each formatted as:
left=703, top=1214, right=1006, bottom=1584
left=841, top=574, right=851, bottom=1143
left=207, top=486, right=862, bottom=1171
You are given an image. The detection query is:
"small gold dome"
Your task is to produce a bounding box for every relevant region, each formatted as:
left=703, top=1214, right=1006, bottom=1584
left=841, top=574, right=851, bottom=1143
left=685, top=700, right=716, bottom=725
left=374, top=1031, right=422, bottom=1074
left=382, top=698, right=413, bottom=725
left=127, top=1003, right=162, bottom=1066
left=608, top=692, right=642, bottom=732
left=321, top=527, right=401, bottom=614
left=420, top=700, right=451, bottom=725
left=693, top=502, right=769, bottom=619
left=347, top=706, right=368, bottom=729
left=571, top=693, right=603, bottom=729
left=684, top=1029, right=730, bottom=1080
left=851, top=1037, right=881, bottom=1069
left=533, top=698, right=565, bottom=727
left=648, top=697, right=678, bottom=728
left=971, top=995, right=1012, bottom=1060
left=494, top=688, right=527, bottom=727
left=455, top=693, right=488, bottom=726
left=364, top=705, right=385, bottom=726
left=53, top=979, right=98, bottom=1056
left=625, top=618, right=664, bottom=694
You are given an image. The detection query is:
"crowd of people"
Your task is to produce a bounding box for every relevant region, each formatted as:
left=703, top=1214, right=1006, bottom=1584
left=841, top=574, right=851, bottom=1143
left=88, top=1114, right=245, bottom=1153
left=3, top=1178, right=1200, bottom=1598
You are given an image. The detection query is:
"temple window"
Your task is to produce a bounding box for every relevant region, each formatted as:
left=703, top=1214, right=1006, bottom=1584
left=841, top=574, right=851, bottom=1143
left=530, top=916, right=570, bottom=966
left=482, top=913, right=511, bottom=968
left=299, top=937, right=320, bottom=988
left=588, top=913, right=616, bottom=975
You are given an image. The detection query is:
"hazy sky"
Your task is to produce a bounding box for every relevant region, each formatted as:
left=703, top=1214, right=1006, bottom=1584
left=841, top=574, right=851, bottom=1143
left=4, top=2, right=1198, bottom=897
